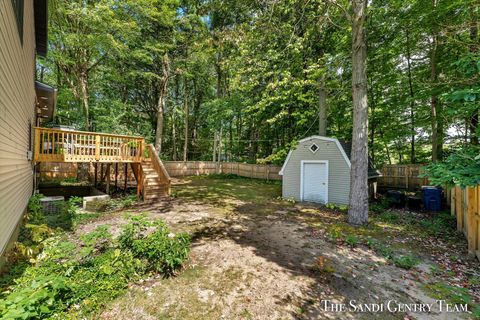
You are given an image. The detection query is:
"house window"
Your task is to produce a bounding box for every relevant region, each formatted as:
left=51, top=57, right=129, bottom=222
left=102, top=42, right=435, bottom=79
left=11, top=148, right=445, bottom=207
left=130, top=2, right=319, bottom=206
left=11, top=0, right=24, bottom=45
left=309, top=143, right=319, bottom=153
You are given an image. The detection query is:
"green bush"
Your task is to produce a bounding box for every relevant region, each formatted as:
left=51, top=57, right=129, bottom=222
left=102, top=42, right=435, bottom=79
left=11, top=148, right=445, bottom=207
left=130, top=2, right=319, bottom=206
left=26, top=194, right=45, bottom=224
left=393, top=255, right=419, bottom=269
left=118, top=216, right=190, bottom=275
left=0, top=276, right=72, bottom=319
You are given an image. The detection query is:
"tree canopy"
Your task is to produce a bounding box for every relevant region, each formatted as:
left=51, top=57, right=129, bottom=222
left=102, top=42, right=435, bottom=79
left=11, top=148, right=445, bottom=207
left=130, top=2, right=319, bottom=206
left=39, top=0, right=479, bottom=184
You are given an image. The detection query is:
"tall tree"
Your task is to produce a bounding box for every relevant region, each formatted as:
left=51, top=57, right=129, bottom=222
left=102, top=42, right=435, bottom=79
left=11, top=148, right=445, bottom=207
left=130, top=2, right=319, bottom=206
left=348, top=0, right=369, bottom=226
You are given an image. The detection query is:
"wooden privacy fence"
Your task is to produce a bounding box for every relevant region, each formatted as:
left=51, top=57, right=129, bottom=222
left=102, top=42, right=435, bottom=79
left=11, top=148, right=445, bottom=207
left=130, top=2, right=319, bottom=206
left=378, top=164, right=429, bottom=190
left=163, top=161, right=282, bottom=180
left=451, top=186, right=480, bottom=261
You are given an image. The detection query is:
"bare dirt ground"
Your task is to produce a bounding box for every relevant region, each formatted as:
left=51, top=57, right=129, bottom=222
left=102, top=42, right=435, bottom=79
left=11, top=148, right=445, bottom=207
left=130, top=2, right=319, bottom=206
left=90, top=177, right=477, bottom=320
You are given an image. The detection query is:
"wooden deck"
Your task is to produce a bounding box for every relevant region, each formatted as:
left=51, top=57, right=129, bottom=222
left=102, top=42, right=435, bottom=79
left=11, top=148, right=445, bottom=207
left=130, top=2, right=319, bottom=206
left=34, top=127, right=171, bottom=200
left=34, top=127, right=145, bottom=163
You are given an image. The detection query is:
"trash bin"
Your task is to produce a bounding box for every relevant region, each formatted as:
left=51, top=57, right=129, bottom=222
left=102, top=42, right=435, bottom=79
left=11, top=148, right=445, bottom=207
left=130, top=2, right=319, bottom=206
left=421, top=186, right=442, bottom=211
left=386, top=190, right=406, bottom=208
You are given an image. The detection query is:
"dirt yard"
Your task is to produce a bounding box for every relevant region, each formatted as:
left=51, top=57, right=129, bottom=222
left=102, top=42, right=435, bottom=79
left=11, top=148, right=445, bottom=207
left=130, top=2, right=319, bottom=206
left=88, top=176, right=479, bottom=320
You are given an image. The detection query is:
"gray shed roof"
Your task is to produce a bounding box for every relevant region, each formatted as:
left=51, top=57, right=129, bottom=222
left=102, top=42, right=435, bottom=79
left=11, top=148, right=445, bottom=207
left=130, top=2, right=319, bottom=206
left=338, top=140, right=381, bottom=178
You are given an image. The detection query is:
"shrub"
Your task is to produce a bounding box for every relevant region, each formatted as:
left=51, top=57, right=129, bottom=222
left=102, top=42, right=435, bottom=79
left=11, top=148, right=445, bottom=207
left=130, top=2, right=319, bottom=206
left=393, top=255, right=419, bottom=269
left=26, top=194, right=45, bottom=224
left=0, top=276, right=72, bottom=319
left=118, top=216, right=190, bottom=275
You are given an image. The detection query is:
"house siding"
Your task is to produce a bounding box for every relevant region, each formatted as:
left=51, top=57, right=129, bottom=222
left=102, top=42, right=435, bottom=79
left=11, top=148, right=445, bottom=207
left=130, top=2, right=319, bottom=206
left=282, top=137, right=351, bottom=205
left=0, top=1, right=36, bottom=256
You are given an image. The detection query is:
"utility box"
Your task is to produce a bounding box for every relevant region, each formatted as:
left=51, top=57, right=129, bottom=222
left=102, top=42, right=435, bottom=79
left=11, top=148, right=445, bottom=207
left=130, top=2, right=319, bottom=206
left=40, top=196, right=65, bottom=214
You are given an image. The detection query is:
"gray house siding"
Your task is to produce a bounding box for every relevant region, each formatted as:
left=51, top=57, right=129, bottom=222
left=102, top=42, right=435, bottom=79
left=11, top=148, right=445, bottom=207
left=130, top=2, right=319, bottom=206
left=281, top=137, right=351, bottom=205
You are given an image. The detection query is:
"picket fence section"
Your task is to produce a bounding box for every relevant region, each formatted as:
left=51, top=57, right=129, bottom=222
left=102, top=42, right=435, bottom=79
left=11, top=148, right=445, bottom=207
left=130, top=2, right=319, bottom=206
left=451, top=186, right=480, bottom=261
left=163, top=161, right=282, bottom=181
left=377, top=164, right=429, bottom=191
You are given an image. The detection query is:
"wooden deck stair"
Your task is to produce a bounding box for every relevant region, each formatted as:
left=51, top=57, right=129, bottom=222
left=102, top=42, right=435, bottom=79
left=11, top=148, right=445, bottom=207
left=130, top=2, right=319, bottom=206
left=141, top=159, right=170, bottom=201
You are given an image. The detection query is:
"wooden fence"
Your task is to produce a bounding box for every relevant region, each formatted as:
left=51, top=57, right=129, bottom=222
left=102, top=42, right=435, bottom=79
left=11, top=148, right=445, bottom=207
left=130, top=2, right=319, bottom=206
left=163, top=161, right=282, bottom=180
left=377, top=164, right=429, bottom=191
left=451, top=186, right=480, bottom=261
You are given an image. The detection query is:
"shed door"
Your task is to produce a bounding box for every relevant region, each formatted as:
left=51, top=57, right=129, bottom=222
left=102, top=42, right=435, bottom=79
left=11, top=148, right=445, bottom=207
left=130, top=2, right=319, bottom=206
left=302, top=162, right=328, bottom=203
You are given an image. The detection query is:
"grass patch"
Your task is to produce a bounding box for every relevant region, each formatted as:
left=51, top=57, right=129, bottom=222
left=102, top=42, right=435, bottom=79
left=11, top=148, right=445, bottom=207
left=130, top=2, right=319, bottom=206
left=424, top=282, right=480, bottom=317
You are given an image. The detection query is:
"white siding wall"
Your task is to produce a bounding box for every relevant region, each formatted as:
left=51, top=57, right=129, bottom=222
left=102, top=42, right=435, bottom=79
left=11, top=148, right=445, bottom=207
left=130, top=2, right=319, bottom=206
left=282, top=138, right=351, bottom=205
left=0, top=1, right=36, bottom=256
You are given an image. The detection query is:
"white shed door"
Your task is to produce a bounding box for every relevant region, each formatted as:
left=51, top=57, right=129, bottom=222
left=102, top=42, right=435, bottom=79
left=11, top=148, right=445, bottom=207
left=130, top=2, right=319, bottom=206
left=302, top=162, right=328, bottom=203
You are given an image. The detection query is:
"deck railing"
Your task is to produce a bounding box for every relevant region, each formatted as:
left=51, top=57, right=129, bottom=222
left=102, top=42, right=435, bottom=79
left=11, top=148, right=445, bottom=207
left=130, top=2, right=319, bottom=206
left=34, top=127, right=145, bottom=163
left=146, top=145, right=171, bottom=180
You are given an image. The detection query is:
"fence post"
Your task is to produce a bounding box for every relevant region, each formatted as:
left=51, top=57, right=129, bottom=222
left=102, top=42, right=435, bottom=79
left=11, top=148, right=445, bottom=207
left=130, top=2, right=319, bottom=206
left=450, top=187, right=455, bottom=216
left=456, top=187, right=464, bottom=231
left=467, top=187, right=476, bottom=256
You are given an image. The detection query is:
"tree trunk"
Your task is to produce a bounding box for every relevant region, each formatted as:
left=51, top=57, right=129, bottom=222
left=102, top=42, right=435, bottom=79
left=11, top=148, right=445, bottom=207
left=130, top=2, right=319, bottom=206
left=172, top=109, right=177, bottom=161
left=470, top=6, right=479, bottom=145
left=405, top=29, right=416, bottom=163
left=155, top=53, right=171, bottom=154
left=183, top=80, right=189, bottom=162
left=213, top=132, right=217, bottom=162
left=318, top=77, right=327, bottom=136
left=79, top=71, right=90, bottom=130
left=348, top=0, right=369, bottom=226
left=430, top=0, right=441, bottom=161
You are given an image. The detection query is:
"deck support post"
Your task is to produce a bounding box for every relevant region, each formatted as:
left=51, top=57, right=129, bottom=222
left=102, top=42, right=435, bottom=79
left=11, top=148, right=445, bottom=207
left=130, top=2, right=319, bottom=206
left=124, top=163, right=128, bottom=194
left=115, top=163, right=118, bottom=189
left=94, top=163, right=98, bottom=187
left=106, top=163, right=111, bottom=194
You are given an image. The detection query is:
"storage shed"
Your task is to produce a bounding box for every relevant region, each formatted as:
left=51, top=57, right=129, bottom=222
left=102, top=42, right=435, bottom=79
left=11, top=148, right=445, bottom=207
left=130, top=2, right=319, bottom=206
left=279, top=136, right=380, bottom=205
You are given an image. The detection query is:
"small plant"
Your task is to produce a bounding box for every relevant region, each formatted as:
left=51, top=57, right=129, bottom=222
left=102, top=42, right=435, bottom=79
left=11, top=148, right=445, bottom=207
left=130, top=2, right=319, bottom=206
left=366, top=237, right=394, bottom=259
left=418, top=212, right=456, bottom=237
left=327, top=228, right=343, bottom=243
left=345, top=234, right=359, bottom=247
left=281, top=196, right=296, bottom=204
left=377, top=211, right=400, bottom=223
left=119, top=194, right=137, bottom=208
left=326, top=203, right=348, bottom=212
left=80, top=225, right=113, bottom=257
left=393, top=255, right=419, bottom=269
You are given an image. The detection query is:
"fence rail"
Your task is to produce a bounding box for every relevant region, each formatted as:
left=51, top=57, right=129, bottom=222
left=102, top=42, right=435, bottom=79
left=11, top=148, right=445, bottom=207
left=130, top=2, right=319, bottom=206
left=163, top=161, right=282, bottom=180
left=34, top=127, right=145, bottom=163
left=377, top=164, right=429, bottom=191
left=451, top=186, right=480, bottom=261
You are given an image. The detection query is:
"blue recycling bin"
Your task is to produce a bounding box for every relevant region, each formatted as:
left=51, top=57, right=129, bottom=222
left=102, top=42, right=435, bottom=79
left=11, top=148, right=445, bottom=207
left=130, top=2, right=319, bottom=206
left=422, top=186, right=442, bottom=211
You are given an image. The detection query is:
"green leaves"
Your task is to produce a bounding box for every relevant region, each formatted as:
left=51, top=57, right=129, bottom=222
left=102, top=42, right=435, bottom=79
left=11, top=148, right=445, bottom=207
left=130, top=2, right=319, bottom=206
left=424, top=146, right=480, bottom=187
